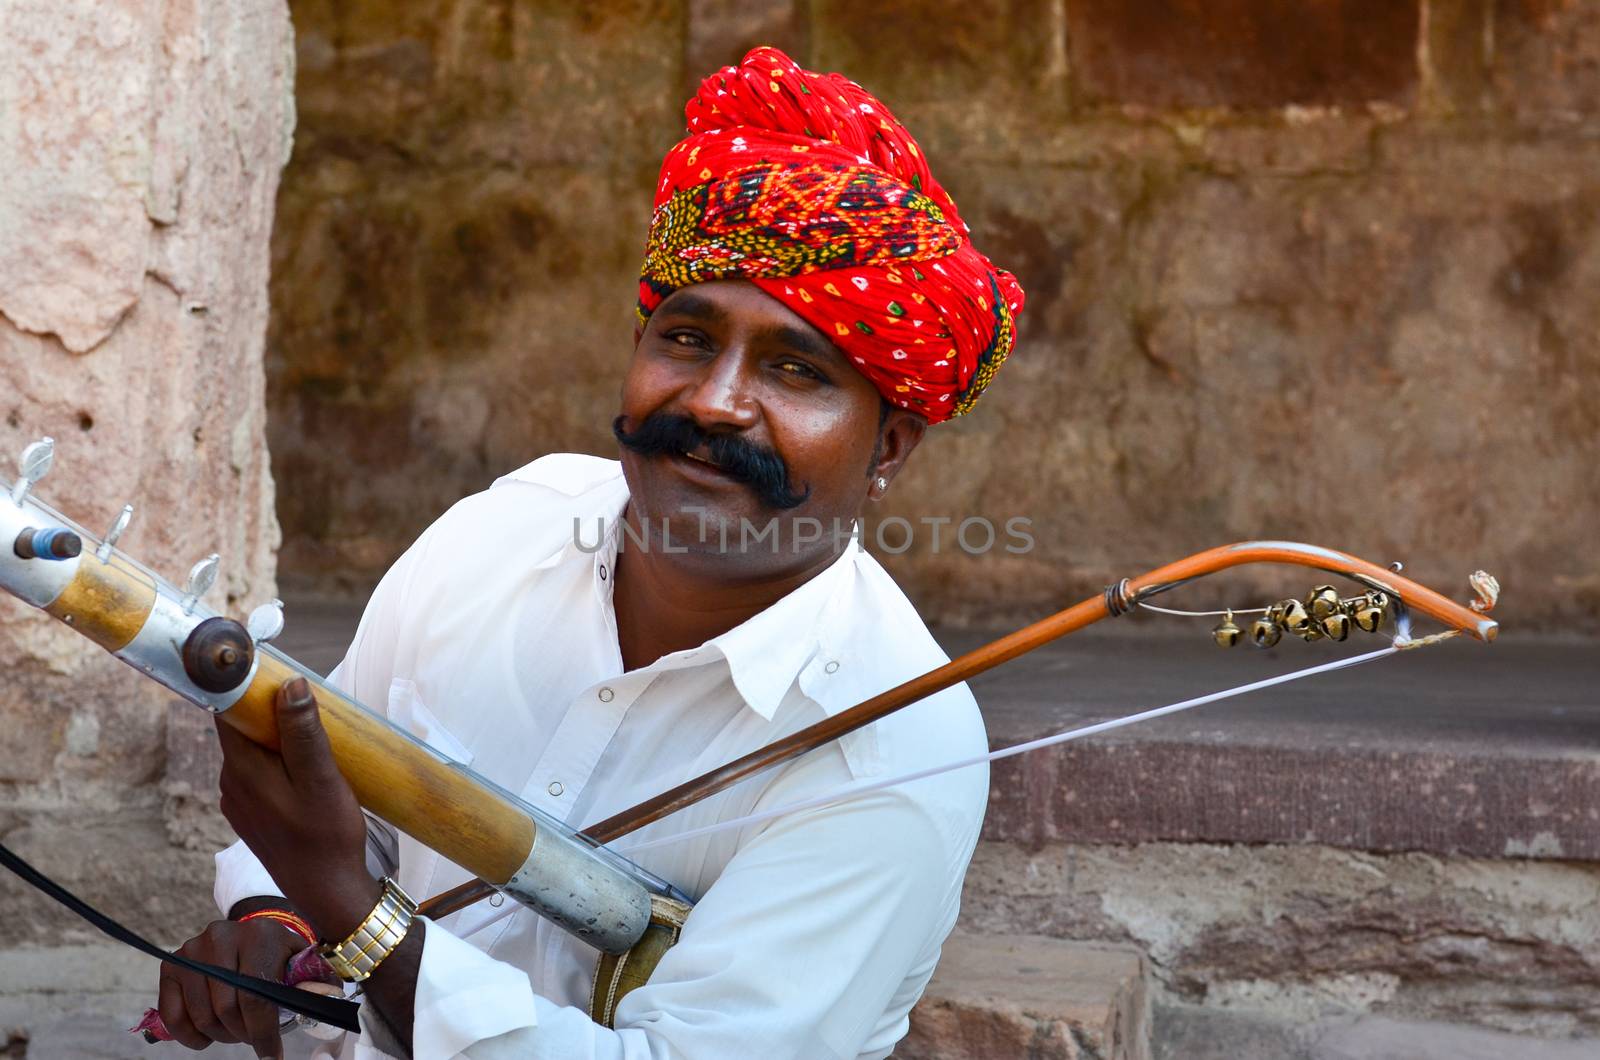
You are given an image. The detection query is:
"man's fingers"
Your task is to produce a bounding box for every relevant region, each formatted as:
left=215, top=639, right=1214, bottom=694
left=274, top=676, right=342, bottom=788
left=205, top=964, right=253, bottom=1045
left=215, top=713, right=287, bottom=778
left=236, top=946, right=286, bottom=1060
left=156, top=964, right=210, bottom=1050
left=173, top=956, right=240, bottom=1045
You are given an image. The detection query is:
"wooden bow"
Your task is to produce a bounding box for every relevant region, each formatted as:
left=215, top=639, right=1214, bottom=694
left=417, top=540, right=1498, bottom=919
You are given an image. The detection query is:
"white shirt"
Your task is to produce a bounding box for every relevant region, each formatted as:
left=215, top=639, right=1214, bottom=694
left=214, top=454, right=989, bottom=1060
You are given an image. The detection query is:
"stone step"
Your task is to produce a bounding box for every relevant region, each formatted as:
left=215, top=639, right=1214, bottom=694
left=0, top=946, right=322, bottom=1059
left=944, top=629, right=1600, bottom=862
left=900, top=933, right=1151, bottom=1060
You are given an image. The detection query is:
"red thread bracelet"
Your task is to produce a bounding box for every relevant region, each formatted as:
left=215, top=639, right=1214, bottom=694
left=237, top=908, right=318, bottom=945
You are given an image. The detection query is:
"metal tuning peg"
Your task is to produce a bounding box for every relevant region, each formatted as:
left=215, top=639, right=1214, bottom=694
left=246, top=598, right=285, bottom=645
left=180, top=554, right=220, bottom=615
left=1306, top=585, right=1342, bottom=621
left=1320, top=610, right=1352, bottom=641
left=1278, top=598, right=1312, bottom=636
left=1352, top=592, right=1387, bottom=633
left=95, top=504, right=133, bottom=562
left=1212, top=610, right=1242, bottom=648
left=1250, top=611, right=1283, bottom=648
left=10, top=437, right=55, bottom=506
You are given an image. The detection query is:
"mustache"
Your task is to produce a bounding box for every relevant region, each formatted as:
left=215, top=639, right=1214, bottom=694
left=612, top=413, right=811, bottom=510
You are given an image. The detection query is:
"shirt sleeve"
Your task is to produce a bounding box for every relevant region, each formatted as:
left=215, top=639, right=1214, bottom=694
left=397, top=762, right=972, bottom=1060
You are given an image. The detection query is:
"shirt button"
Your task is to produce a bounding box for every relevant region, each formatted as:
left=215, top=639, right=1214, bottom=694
left=489, top=893, right=505, bottom=908
left=824, top=660, right=840, bottom=674
left=548, top=781, right=564, bottom=797
left=599, top=563, right=607, bottom=581
left=598, top=687, right=615, bottom=702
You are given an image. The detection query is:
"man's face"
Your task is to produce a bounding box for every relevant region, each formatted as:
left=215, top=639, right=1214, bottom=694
left=617, top=279, right=922, bottom=577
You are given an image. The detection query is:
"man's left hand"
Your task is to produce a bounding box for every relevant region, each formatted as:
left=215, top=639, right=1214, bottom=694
left=215, top=677, right=380, bottom=940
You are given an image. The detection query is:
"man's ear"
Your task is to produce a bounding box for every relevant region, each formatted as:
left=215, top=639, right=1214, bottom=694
left=870, top=409, right=928, bottom=491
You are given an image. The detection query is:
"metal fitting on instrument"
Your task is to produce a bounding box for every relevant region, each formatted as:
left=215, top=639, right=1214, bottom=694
left=502, top=826, right=654, bottom=955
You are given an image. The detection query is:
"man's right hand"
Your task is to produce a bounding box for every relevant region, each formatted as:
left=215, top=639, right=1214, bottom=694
left=156, top=916, right=304, bottom=1058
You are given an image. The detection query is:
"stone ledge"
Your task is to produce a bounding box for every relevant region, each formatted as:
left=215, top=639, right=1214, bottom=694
left=0, top=945, right=320, bottom=1059
left=900, top=933, right=1151, bottom=1060
left=942, top=630, right=1600, bottom=861
left=1155, top=1002, right=1600, bottom=1060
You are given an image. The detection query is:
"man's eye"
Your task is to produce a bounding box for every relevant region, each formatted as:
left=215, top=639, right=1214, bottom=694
left=778, top=361, right=824, bottom=381
left=665, top=331, right=707, bottom=349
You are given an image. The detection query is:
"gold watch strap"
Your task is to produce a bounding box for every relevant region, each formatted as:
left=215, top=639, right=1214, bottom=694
left=319, top=877, right=417, bottom=983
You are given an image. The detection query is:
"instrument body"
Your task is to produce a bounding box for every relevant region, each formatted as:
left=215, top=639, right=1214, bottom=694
left=0, top=463, right=681, bottom=956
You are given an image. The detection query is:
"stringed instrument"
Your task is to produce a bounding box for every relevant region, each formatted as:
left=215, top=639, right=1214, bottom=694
left=0, top=435, right=1498, bottom=1031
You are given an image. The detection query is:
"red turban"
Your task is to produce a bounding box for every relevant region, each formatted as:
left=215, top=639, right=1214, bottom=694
left=638, top=47, right=1025, bottom=424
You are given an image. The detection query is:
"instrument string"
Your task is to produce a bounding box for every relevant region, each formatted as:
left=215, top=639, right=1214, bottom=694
left=1137, top=602, right=1273, bottom=617
left=450, top=635, right=1438, bottom=942
left=610, top=642, right=1412, bottom=858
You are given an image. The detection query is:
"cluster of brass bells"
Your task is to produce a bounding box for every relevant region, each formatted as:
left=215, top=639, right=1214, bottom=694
left=1212, top=587, right=1390, bottom=648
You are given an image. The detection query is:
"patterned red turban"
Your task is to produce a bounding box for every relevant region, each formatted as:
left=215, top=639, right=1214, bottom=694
left=638, top=47, right=1025, bottom=423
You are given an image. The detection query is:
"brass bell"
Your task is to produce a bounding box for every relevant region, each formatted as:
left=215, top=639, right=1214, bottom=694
left=1278, top=598, right=1312, bottom=635
left=1307, top=585, right=1342, bottom=621
left=1298, top=620, right=1326, bottom=642
left=1352, top=594, right=1386, bottom=633
left=1213, top=611, right=1242, bottom=648
left=1320, top=610, right=1352, bottom=641
left=1250, top=615, right=1282, bottom=648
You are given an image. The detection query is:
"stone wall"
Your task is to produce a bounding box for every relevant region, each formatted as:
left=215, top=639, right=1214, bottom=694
left=0, top=0, right=293, bottom=940
left=963, top=840, right=1600, bottom=1044
left=268, top=0, right=1599, bottom=631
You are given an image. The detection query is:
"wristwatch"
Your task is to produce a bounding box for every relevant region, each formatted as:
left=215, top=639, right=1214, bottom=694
left=318, top=876, right=417, bottom=982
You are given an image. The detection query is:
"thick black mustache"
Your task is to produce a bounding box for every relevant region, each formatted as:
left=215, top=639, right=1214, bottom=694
left=613, top=413, right=811, bottom=510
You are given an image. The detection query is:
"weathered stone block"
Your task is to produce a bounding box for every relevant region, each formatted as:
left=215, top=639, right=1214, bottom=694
left=900, top=933, right=1151, bottom=1060
left=962, top=841, right=1600, bottom=1037
left=1493, top=0, right=1600, bottom=125
left=1068, top=0, right=1420, bottom=109
left=809, top=0, right=1070, bottom=163
left=163, top=701, right=236, bottom=852
left=289, top=0, right=685, bottom=171
left=0, top=0, right=290, bottom=947
left=1419, top=0, right=1494, bottom=117
left=686, top=0, right=809, bottom=93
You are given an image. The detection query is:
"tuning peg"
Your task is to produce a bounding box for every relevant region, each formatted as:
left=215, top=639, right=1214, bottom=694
left=1352, top=593, right=1387, bottom=633
left=10, top=438, right=55, bottom=506
left=1306, top=585, right=1342, bottom=621
left=1320, top=610, right=1352, bottom=641
left=1250, top=613, right=1283, bottom=648
left=180, top=554, right=220, bottom=615
left=95, top=504, right=133, bottom=562
left=1278, top=598, right=1312, bottom=635
left=1212, top=610, right=1242, bottom=648
left=247, top=598, right=285, bottom=645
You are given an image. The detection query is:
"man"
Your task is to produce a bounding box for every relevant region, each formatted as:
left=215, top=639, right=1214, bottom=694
left=158, top=46, right=1025, bottom=1059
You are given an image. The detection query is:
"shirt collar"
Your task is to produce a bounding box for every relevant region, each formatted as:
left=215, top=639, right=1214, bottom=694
left=704, top=538, right=860, bottom=721
left=501, top=454, right=864, bottom=722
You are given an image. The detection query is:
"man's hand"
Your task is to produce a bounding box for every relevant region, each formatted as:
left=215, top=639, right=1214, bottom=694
left=156, top=917, right=305, bottom=1057
left=215, top=677, right=380, bottom=940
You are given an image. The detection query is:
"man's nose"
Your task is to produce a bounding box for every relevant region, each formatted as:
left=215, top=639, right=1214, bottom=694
left=679, top=349, right=759, bottom=430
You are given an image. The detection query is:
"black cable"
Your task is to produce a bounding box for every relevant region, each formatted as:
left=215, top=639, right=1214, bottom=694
left=0, top=838, right=361, bottom=1033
